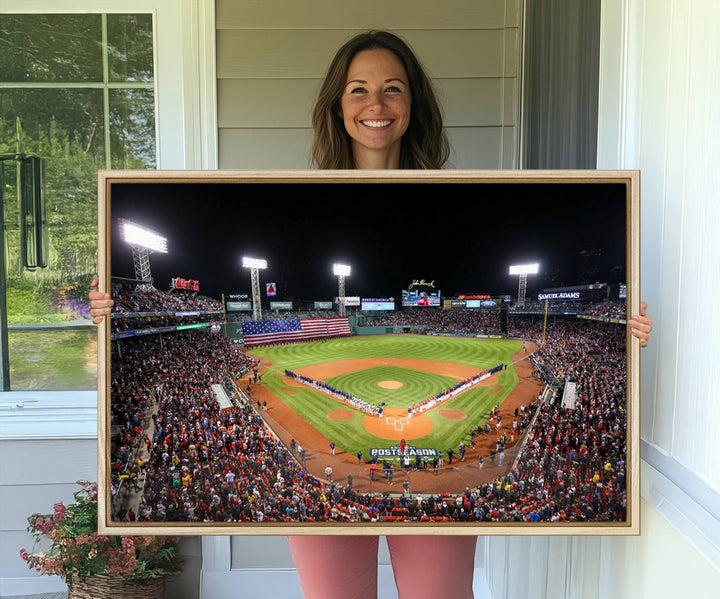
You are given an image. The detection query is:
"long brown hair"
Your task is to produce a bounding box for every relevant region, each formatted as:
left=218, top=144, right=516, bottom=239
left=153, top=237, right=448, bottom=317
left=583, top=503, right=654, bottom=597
left=311, top=30, right=449, bottom=169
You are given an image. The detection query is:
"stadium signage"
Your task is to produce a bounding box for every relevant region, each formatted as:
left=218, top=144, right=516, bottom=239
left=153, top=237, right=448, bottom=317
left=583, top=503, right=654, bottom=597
left=270, top=301, right=293, bottom=310
left=361, top=298, right=395, bottom=311
left=177, top=323, right=206, bottom=330
left=457, top=294, right=491, bottom=299
left=538, top=292, right=581, bottom=300
left=226, top=301, right=252, bottom=311
left=402, top=288, right=441, bottom=307
left=408, top=279, right=436, bottom=289
left=314, top=301, right=333, bottom=310
left=334, top=296, right=360, bottom=307
left=371, top=445, right=439, bottom=458
left=171, top=277, right=199, bottom=291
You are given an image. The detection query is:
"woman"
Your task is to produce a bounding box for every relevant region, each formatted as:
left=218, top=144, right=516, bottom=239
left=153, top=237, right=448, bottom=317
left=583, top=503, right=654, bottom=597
left=90, top=30, right=653, bottom=599
left=310, top=30, right=448, bottom=170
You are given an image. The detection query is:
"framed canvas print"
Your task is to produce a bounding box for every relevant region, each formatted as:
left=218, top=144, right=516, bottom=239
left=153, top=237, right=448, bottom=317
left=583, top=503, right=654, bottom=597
left=97, top=169, right=640, bottom=536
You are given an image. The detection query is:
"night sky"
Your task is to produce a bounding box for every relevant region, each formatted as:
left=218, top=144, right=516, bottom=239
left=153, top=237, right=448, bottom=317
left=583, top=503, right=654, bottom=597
left=108, top=179, right=628, bottom=304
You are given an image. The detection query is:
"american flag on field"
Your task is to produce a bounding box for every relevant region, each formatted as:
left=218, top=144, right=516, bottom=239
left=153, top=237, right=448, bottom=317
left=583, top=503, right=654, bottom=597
left=241, top=317, right=351, bottom=347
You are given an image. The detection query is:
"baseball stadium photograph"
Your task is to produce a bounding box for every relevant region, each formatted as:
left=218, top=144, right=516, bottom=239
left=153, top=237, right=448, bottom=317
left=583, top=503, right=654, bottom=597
left=98, top=170, right=640, bottom=535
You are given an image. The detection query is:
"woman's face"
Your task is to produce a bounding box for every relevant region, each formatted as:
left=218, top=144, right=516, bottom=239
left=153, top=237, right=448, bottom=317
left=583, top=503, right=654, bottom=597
left=340, top=48, right=411, bottom=167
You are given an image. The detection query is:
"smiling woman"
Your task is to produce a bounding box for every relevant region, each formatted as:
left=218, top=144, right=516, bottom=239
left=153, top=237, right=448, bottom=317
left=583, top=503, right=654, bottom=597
left=339, top=48, right=412, bottom=169
left=311, top=30, right=449, bottom=170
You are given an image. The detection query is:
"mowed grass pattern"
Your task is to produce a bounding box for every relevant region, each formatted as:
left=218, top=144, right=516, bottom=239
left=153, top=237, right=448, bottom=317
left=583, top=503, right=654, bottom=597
left=327, top=366, right=457, bottom=409
left=249, top=335, right=523, bottom=459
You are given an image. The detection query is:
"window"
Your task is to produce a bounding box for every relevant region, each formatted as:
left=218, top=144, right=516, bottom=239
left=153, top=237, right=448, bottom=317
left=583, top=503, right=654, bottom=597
left=0, top=13, right=156, bottom=390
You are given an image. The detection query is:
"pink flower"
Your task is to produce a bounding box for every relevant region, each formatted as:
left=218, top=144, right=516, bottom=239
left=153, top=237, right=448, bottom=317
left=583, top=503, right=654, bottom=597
left=53, top=502, right=66, bottom=522
left=121, top=537, right=135, bottom=549
left=19, top=548, right=29, bottom=562
left=34, top=518, right=54, bottom=535
left=107, top=548, right=137, bottom=576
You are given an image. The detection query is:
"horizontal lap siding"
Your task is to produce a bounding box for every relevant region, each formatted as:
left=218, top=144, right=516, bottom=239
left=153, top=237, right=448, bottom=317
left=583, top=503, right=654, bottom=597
left=0, top=438, right=97, bottom=580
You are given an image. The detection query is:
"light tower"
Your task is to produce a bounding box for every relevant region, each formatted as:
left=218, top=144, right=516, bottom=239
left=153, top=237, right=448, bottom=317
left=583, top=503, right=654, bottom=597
left=333, top=263, right=351, bottom=316
left=509, top=263, right=539, bottom=307
left=242, top=257, right=267, bottom=321
left=120, top=219, right=168, bottom=291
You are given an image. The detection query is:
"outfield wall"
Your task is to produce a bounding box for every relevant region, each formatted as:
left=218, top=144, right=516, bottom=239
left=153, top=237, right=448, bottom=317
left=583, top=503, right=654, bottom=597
left=354, top=325, right=397, bottom=336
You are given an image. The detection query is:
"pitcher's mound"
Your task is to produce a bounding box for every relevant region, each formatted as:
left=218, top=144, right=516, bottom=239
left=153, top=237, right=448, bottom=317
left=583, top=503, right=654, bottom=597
left=378, top=380, right=403, bottom=389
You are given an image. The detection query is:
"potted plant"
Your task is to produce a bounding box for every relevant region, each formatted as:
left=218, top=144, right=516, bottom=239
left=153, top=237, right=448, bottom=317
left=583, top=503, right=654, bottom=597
left=20, top=480, right=182, bottom=599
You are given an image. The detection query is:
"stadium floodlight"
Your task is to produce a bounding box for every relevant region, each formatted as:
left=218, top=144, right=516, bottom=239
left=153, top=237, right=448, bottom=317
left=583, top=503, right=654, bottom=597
left=120, top=221, right=168, bottom=253
left=509, top=263, right=539, bottom=276
left=333, top=263, right=351, bottom=316
left=509, top=263, right=539, bottom=307
left=242, top=257, right=267, bottom=270
left=242, top=256, right=267, bottom=321
left=333, top=263, right=351, bottom=277
left=119, top=219, right=168, bottom=290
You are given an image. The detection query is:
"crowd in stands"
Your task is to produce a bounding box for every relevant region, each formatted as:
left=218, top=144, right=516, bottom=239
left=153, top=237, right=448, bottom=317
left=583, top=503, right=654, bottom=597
left=110, top=331, right=254, bottom=511
left=361, top=308, right=500, bottom=334
left=578, top=300, right=626, bottom=320
left=110, top=282, right=223, bottom=314
left=109, top=283, right=225, bottom=336
left=359, top=300, right=626, bottom=336
left=109, top=297, right=628, bottom=524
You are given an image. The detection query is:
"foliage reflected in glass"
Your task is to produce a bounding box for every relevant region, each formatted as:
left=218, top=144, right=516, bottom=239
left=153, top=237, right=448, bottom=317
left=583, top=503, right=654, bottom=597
left=0, top=14, right=103, bottom=82
left=110, top=89, right=156, bottom=169
left=107, top=14, right=154, bottom=83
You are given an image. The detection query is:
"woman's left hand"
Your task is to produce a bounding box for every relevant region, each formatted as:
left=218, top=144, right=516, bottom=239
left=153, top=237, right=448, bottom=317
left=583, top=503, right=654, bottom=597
left=628, top=301, right=652, bottom=347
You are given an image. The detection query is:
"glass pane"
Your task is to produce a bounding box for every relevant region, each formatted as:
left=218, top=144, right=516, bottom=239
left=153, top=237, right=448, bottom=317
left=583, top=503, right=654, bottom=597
left=1, top=88, right=104, bottom=390
left=8, top=329, right=97, bottom=390
left=109, top=88, right=157, bottom=169
left=1, top=88, right=105, bottom=279
left=107, top=14, right=155, bottom=83
left=0, top=88, right=106, bottom=161
left=0, top=14, right=103, bottom=82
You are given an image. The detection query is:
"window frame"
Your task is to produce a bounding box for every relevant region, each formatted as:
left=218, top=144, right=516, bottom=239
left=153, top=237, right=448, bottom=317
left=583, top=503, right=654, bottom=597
left=0, top=0, right=217, bottom=431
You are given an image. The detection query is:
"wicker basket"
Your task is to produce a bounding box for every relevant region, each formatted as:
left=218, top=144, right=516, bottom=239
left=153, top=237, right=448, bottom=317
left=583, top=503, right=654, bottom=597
left=67, top=575, right=165, bottom=599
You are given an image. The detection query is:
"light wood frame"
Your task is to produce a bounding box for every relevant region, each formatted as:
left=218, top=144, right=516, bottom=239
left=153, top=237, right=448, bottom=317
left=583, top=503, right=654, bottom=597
left=97, top=169, right=640, bottom=536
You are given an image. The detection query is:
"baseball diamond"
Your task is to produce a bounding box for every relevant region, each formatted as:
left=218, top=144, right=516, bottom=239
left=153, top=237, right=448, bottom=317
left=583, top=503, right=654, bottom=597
left=243, top=334, right=543, bottom=495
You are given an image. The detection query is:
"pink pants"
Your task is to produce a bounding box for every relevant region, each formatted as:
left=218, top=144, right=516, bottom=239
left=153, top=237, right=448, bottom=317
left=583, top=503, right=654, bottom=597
left=287, top=535, right=477, bottom=599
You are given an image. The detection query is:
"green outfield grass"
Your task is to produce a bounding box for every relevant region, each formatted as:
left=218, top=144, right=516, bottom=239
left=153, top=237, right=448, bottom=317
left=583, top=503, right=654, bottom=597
left=247, top=334, right=524, bottom=460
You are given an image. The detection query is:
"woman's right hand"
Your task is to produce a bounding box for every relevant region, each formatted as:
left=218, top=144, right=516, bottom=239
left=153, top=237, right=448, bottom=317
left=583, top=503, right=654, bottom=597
left=89, top=274, right=113, bottom=324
